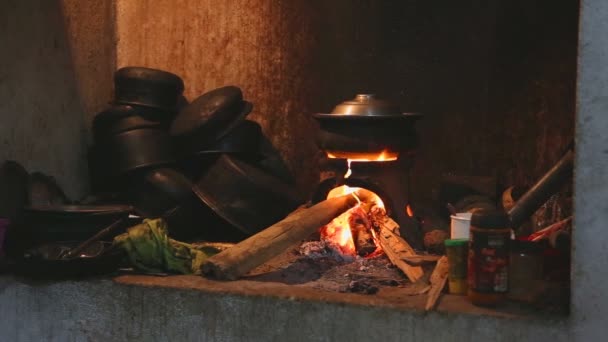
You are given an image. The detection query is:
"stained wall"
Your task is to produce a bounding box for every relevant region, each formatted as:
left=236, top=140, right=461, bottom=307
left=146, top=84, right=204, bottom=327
left=115, top=0, right=577, bottom=202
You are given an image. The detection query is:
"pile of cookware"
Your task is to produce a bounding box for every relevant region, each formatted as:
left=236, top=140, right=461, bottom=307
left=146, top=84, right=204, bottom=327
left=88, top=67, right=302, bottom=241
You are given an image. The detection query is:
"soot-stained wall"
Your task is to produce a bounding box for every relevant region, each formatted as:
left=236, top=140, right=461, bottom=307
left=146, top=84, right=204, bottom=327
left=115, top=0, right=577, bottom=201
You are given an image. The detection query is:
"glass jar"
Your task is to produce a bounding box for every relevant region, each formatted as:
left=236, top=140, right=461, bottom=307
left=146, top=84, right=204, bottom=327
left=467, top=210, right=511, bottom=306
left=508, top=240, right=543, bottom=302
left=445, top=238, right=469, bottom=295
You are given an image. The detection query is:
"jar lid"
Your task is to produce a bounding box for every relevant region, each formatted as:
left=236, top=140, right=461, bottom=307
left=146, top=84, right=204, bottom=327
left=444, top=238, right=468, bottom=247
left=511, top=240, right=543, bottom=254
left=471, top=209, right=511, bottom=229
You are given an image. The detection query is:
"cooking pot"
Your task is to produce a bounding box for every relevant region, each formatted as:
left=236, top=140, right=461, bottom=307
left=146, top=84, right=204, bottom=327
left=313, top=94, right=422, bottom=155
left=92, top=105, right=164, bottom=143
left=193, top=155, right=303, bottom=236
left=95, top=127, right=176, bottom=177
left=129, top=167, right=250, bottom=241
left=114, top=67, right=184, bottom=111
left=130, top=168, right=194, bottom=218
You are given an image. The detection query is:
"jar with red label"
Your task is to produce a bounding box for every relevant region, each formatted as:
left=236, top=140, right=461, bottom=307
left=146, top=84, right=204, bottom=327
left=467, top=210, right=511, bottom=306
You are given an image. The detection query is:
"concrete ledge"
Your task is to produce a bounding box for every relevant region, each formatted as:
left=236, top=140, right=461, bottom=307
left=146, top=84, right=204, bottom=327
left=0, top=275, right=569, bottom=341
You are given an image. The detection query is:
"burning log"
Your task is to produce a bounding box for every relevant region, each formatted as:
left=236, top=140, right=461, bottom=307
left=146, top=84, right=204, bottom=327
left=376, top=217, right=424, bottom=283
left=425, top=255, right=449, bottom=311
left=348, top=203, right=377, bottom=256
left=203, top=193, right=367, bottom=280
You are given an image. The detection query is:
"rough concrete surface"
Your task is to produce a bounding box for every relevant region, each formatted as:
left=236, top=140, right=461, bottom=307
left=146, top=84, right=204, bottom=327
left=0, top=275, right=569, bottom=342
left=571, top=0, right=608, bottom=340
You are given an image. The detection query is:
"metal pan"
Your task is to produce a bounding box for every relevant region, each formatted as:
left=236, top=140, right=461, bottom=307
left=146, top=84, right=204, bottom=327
left=129, top=168, right=249, bottom=241
left=14, top=241, right=125, bottom=278
left=22, top=204, right=133, bottom=242
left=193, top=155, right=303, bottom=236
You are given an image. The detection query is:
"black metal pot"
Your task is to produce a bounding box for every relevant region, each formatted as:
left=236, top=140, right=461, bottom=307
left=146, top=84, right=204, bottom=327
left=94, top=127, right=176, bottom=177
left=193, top=155, right=303, bottom=236
left=313, top=94, right=422, bottom=155
left=92, top=105, right=164, bottom=143
left=129, top=168, right=249, bottom=241
left=114, top=67, right=184, bottom=111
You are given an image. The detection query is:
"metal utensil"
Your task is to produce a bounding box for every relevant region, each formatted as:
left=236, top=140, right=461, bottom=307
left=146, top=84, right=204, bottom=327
left=62, top=218, right=126, bottom=259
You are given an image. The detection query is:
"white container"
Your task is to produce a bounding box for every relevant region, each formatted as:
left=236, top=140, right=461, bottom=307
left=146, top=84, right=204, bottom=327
left=450, top=213, right=472, bottom=239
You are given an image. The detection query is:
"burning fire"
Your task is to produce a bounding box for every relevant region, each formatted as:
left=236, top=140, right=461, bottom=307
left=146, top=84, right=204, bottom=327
left=319, top=158, right=386, bottom=257
left=406, top=204, right=414, bottom=217
left=326, top=149, right=398, bottom=162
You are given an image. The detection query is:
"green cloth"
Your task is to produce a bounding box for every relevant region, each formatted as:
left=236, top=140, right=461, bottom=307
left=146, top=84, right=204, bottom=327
left=113, top=218, right=219, bottom=275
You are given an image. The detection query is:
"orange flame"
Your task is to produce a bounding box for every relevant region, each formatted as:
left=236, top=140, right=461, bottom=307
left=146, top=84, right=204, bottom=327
left=319, top=160, right=385, bottom=257
left=319, top=209, right=356, bottom=255
left=406, top=204, right=414, bottom=217
left=326, top=149, right=398, bottom=162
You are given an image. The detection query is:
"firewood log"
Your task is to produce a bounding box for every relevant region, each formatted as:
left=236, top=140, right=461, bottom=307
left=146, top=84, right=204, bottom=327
left=401, top=254, right=442, bottom=265
left=348, top=202, right=376, bottom=256
left=376, top=218, right=424, bottom=282
left=425, top=255, right=449, bottom=311
left=202, top=192, right=367, bottom=280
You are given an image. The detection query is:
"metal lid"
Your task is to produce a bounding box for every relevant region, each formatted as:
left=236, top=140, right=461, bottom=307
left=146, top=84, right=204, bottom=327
left=314, top=94, right=421, bottom=119
left=170, top=86, right=247, bottom=138
left=115, top=67, right=184, bottom=92
left=331, top=94, right=400, bottom=116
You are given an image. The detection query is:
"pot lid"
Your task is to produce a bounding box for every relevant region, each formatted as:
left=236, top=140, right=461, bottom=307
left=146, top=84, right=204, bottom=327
left=332, top=94, right=399, bottom=116
left=314, top=94, right=422, bottom=119
left=115, top=67, right=184, bottom=93
left=170, top=86, right=249, bottom=139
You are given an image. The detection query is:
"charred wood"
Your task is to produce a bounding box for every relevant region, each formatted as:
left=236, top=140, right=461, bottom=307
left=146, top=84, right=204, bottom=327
left=203, top=193, right=365, bottom=280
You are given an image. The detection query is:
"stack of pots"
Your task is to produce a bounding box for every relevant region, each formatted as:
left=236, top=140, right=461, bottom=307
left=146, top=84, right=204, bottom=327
left=89, top=67, right=185, bottom=189
left=88, top=67, right=302, bottom=241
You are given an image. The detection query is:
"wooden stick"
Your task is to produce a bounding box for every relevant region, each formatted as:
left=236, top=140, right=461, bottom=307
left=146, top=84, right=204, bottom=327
left=402, top=254, right=442, bottom=266
left=377, top=218, right=424, bottom=283
left=203, top=194, right=362, bottom=280
left=425, top=255, right=449, bottom=311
